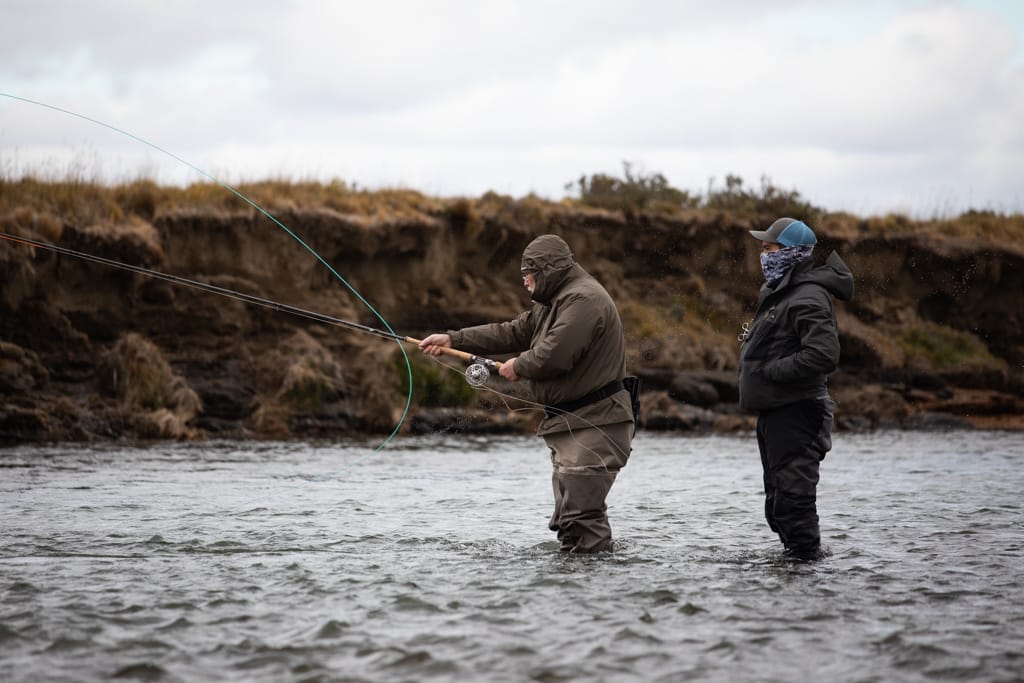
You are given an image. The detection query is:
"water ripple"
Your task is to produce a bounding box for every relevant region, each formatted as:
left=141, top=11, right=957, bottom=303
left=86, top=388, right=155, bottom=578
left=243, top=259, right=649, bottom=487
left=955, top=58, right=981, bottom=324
left=1, top=432, right=1023, bottom=682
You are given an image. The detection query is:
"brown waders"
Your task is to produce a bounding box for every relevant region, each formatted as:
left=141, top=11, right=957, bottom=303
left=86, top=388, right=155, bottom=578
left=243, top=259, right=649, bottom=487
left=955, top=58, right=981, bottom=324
left=544, top=421, right=633, bottom=553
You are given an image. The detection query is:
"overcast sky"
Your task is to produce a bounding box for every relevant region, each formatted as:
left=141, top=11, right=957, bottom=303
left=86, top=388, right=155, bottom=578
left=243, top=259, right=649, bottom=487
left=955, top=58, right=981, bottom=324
left=1, top=0, right=1022, bottom=217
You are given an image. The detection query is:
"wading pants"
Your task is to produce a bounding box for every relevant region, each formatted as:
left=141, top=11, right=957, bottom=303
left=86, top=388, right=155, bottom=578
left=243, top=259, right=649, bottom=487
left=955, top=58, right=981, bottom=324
left=544, top=421, right=633, bottom=553
left=756, top=396, right=835, bottom=558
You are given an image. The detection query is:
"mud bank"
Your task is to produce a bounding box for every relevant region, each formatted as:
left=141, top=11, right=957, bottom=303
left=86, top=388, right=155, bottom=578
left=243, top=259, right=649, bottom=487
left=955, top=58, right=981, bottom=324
left=2, top=193, right=1022, bottom=442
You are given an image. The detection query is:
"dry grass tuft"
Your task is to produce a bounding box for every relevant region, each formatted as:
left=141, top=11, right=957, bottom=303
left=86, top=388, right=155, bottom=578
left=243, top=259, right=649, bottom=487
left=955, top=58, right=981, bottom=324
left=98, top=333, right=201, bottom=438
left=3, top=174, right=1021, bottom=250
left=249, top=330, right=345, bottom=411
left=248, top=330, right=348, bottom=434
left=821, top=210, right=1024, bottom=251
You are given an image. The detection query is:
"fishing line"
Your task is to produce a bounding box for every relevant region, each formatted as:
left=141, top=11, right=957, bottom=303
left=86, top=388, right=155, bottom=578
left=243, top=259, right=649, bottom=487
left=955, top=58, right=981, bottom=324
left=1, top=94, right=634, bottom=470
left=0, top=92, right=412, bottom=450
left=0, top=231, right=504, bottom=378
left=420, top=354, right=634, bottom=470
left=0, top=232, right=548, bottom=477
left=0, top=236, right=628, bottom=483
left=2, top=231, right=411, bottom=344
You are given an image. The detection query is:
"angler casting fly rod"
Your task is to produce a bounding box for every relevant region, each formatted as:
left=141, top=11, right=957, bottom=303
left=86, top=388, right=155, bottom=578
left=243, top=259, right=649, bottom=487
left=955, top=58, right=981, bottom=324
left=0, top=231, right=502, bottom=386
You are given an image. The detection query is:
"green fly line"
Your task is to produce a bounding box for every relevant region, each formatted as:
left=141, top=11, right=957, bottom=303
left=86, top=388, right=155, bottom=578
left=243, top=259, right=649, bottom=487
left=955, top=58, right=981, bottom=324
left=0, top=92, right=413, bottom=451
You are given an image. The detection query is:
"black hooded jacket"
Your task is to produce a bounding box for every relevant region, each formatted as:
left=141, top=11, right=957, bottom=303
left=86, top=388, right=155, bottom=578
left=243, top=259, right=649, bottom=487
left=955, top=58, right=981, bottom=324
left=738, top=251, right=854, bottom=412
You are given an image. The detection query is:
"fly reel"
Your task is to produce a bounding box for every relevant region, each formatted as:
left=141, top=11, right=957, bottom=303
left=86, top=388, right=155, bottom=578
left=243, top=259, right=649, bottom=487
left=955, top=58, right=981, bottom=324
left=465, top=363, right=491, bottom=387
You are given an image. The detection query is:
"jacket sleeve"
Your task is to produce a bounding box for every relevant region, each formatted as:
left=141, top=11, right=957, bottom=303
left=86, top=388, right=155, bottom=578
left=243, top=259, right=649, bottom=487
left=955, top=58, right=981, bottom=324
left=762, top=288, right=839, bottom=383
left=449, top=309, right=535, bottom=356
left=513, top=293, right=598, bottom=380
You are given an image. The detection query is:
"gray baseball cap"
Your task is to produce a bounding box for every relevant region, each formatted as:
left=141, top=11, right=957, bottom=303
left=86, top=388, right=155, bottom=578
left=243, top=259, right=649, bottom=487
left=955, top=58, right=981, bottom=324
left=749, top=217, right=817, bottom=246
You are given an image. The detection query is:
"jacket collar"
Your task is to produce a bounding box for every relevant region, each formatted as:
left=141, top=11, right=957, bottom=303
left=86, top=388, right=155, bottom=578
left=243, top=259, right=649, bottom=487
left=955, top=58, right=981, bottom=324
left=757, top=257, right=813, bottom=308
left=532, top=263, right=579, bottom=305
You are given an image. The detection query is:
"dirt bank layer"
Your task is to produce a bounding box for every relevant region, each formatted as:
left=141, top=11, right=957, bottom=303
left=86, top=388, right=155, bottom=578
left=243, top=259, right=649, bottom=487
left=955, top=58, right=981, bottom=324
left=2, top=190, right=1022, bottom=441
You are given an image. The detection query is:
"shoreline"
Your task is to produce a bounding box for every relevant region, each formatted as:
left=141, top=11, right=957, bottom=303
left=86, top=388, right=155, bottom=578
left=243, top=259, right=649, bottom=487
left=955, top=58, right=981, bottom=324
left=1, top=188, right=1022, bottom=443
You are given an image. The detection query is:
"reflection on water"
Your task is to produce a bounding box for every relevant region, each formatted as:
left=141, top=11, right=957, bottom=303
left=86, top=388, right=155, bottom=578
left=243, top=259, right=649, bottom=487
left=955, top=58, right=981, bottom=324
left=1, top=431, right=1022, bottom=682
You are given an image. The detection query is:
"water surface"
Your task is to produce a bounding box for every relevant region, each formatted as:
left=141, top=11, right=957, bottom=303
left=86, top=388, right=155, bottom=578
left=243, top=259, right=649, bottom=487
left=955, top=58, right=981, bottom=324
left=2, top=431, right=1022, bottom=682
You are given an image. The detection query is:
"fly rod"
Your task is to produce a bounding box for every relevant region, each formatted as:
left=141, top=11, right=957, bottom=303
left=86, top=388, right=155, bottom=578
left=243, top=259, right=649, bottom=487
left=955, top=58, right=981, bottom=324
left=0, top=231, right=503, bottom=384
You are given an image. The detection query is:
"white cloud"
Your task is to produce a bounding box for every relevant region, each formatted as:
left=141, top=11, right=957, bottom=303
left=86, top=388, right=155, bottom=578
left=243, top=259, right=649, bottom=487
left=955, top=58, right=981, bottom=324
left=1, top=0, right=1021, bottom=215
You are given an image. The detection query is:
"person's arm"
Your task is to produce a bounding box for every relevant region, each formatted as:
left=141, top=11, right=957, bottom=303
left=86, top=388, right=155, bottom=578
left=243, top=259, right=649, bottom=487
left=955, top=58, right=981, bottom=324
left=761, top=291, right=839, bottom=382
left=513, top=294, right=599, bottom=380
left=448, top=309, right=536, bottom=356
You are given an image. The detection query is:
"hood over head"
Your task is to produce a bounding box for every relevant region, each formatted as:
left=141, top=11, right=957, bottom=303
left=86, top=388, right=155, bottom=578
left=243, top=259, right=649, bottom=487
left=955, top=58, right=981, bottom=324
left=521, top=234, right=576, bottom=303
left=791, top=250, right=855, bottom=301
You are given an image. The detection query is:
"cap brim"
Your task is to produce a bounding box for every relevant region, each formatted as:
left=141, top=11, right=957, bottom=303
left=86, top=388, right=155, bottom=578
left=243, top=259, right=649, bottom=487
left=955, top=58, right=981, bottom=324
left=749, top=229, right=776, bottom=242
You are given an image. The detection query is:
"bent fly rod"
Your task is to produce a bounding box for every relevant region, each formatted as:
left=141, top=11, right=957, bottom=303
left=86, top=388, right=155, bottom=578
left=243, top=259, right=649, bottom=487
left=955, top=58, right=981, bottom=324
left=0, top=231, right=502, bottom=386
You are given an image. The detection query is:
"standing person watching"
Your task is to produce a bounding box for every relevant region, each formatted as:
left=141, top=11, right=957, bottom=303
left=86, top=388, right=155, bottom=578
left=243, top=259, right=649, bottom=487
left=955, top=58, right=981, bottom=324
left=738, top=218, right=854, bottom=561
left=419, top=234, right=636, bottom=553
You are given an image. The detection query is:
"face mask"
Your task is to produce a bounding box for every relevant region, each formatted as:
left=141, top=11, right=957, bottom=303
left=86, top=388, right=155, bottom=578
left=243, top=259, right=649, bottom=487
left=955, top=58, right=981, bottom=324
left=760, top=244, right=815, bottom=281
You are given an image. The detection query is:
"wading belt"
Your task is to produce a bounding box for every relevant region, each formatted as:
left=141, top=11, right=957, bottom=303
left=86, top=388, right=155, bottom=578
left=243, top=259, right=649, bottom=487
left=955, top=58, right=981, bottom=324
left=544, top=379, right=624, bottom=419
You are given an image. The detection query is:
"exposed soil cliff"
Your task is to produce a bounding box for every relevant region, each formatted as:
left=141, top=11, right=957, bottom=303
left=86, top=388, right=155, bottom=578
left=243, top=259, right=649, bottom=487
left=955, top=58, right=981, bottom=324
left=2, top=191, right=1022, bottom=442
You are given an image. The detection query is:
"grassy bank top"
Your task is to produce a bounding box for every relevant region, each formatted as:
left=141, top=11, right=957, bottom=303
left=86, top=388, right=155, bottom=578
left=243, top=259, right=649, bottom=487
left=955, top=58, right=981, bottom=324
left=2, top=170, right=1022, bottom=250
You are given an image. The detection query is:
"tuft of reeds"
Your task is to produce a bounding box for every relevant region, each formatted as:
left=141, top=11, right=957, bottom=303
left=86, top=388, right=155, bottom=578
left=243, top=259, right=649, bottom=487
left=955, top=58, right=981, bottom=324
left=98, top=333, right=201, bottom=439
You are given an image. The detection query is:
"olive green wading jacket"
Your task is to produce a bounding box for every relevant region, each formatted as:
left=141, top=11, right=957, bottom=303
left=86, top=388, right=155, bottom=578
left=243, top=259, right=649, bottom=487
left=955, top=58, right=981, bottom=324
left=448, top=235, right=633, bottom=436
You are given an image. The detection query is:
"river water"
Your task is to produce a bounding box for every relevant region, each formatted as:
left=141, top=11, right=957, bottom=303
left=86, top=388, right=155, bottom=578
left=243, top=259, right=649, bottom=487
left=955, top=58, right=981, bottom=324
left=1, top=431, right=1022, bottom=682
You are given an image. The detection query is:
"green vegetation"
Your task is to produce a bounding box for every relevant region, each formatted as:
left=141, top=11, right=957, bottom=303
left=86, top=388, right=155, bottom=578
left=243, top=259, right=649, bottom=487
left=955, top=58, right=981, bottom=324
left=280, top=366, right=334, bottom=411
left=566, top=162, right=699, bottom=215
left=564, top=162, right=824, bottom=222
left=704, top=173, right=823, bottom=222
left=897, top=321, right=1004, bottom=371
left=396, top=352, right=478, bottom=408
